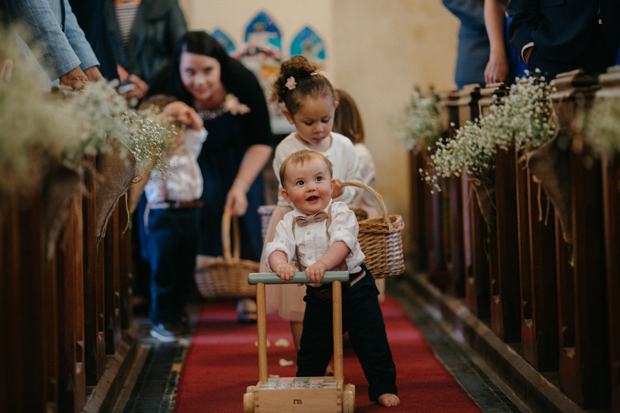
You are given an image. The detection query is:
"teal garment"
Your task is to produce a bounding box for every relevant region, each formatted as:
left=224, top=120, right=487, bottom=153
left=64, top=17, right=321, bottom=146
left=105, top=0, right=187, bottom=85
left=442, top=0, right=489, bottom=89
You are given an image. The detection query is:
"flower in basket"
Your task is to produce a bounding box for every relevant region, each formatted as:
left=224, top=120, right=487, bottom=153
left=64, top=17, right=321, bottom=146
left=393, top=90, right=442, bottom=151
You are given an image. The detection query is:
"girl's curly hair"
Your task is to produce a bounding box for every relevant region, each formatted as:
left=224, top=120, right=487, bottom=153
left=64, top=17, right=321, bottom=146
left=270, top=55, right=334, bottom=116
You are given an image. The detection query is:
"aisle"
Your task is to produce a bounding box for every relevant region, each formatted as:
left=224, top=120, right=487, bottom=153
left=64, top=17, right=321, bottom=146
left=174, top=296, right=483, bottom=412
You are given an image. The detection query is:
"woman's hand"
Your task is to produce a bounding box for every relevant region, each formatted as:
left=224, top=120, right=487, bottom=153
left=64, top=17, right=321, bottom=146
left=305, top=261, right=327, bottom=283
left=484, top=52, right=509, bottom=85
left=331, top=178, right=344, bottom=199
left=225, top=185, right=248, bottom=216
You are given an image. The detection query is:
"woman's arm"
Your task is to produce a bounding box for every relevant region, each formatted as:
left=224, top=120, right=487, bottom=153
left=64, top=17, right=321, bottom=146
left=484, top=0, right=510, bottom=85
left=225, top=143, right=273, bottom=216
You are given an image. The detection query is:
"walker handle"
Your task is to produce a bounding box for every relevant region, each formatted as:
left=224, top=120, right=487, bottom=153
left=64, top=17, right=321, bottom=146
left=248, top=271, right=349, bottom=285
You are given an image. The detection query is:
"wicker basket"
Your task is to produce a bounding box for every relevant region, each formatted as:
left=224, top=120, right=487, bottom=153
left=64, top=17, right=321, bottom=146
left=194, top=210, right=258, bottom=298
left=342, top=181, right=405, bottom=278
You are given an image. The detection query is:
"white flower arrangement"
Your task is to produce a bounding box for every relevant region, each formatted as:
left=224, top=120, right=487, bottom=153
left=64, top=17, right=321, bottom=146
left=0, top=24, right=175, bottom=199
left=0, top=25, right=80, bottom=197
left=57, top=80, right=176, bottom=176
left=118, top=109, right=176, bottom=175
left=59, top=80, right=130, bottom=168
left=422, top=121, right=494, bottom=192
left=482, top=73, right=555, bottom=153
left=421, top=74, right=555, bottom=192
left=394, top=90, right=441, bottom=151
left=584, top=96, right=620, bottom=155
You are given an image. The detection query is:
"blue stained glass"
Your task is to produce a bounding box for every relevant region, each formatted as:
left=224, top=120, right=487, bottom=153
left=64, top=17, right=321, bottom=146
left=290, top=26, right=326, bottom=62
left=211, top=29, right=236, bottom=55
left=244, top=11, right=281, bottom=50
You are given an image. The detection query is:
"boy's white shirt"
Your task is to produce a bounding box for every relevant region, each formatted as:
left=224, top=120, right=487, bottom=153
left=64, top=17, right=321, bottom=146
left=273, top=132, right=364, bottom=207
left=265, top=200, right=365, bottom=280
left=354, top=143, right=376, bottom=206
left=144, top=127, right=207, bottom=203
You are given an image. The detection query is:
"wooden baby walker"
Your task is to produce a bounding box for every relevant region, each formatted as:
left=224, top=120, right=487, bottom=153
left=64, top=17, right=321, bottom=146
left=243, top=271, right=355, bottom=413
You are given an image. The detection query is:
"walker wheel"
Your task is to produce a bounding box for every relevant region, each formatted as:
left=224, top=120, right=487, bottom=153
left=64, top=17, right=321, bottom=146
left=243, top=391, right=255, bottom=413
left=345, top=383, right=355, bottom=398
left=342, top=389, right=355, bottom=413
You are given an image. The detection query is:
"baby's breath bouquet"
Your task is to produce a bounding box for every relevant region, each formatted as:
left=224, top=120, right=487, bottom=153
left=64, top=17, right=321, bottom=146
left=118, top=109, right=176, bottom=176
left=482, top=74, right=555, bottom=153
left=584, top=96, right=620, bottom=155
left=394, top=90, right=441, bottom=151
left=425, top=120, right=496, bottom=225
left=431, top=121, right=494, bottom=180
left=0, top=25, right=81, bottom=198
left=59, top=80, right=131, bottom=168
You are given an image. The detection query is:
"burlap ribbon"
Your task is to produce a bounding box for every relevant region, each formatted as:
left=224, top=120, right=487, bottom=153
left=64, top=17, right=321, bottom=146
left=527, top=130, right=572, bottom=243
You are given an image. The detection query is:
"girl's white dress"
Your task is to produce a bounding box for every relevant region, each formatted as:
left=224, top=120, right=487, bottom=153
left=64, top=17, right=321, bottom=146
left=354, top=143, right=379, bottom=219
left=260, top=132, right=363, bottom=321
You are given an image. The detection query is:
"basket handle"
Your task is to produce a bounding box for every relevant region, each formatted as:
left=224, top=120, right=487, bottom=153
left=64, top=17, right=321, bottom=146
left=222, top=209, right=241, bottom=261
left=341, top=181, right=393, bottom=232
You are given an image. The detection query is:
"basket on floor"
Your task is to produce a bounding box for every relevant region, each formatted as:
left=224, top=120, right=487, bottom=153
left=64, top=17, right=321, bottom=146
left=342, top=181, right=405, bottom=278
left=195, top=210, right=258, bottom=298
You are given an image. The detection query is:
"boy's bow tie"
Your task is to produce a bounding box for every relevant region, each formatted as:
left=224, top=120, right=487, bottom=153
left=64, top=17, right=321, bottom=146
left=295, top=210, right=328, bottom=227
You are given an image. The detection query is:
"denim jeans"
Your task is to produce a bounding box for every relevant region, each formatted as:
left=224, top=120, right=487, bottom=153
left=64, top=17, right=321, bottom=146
left=147, top=207, right=200, bottom=324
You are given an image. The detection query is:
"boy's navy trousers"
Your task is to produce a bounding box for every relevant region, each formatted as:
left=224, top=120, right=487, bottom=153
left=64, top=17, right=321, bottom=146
left=296, top=264, right=398, bottom=402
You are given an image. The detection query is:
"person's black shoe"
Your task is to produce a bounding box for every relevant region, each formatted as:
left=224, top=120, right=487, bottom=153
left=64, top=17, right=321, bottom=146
left=150, top=321, right=183, bottom=342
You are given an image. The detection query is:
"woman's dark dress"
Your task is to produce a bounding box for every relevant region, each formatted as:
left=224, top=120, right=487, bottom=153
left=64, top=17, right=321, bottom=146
left=197, top=59, right=272, bottom=261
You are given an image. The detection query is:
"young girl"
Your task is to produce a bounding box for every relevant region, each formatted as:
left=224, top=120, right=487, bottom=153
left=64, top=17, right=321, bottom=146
left=332, top=88, right=386, bottom=301
left=259, top=55, right=363, bottom=352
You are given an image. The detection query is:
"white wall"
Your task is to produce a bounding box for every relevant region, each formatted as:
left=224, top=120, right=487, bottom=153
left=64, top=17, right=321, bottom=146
left=332, top=0, right=459, bottom=251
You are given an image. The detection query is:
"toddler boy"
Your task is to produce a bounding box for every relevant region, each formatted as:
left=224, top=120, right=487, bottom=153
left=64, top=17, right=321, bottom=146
left=265, top=150, right=400, bottom=407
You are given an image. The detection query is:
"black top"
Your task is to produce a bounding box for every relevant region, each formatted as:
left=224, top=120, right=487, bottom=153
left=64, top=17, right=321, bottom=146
left=68, top=0, right=118, bottom=80
left=508, top=0, right=620, bottom=62
left=196, top=58, right=272, bottom=259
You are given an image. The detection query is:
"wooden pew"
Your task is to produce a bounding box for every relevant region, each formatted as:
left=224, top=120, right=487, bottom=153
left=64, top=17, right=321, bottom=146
left=55, top=195, right=86, bottom=413
left=119, top=193, right=133, bottom=331
left=0, top=190, right=51, bottom=412
left=595, top=65, right=620, bottom=413
left=479, top=84, right=522, bottom=343
left=409, top=146, right=430, bottom=272
left=104, top=207, right=122, bottom=354
left=0, top=152, right=137, bottom=412
left=551, top=70, right=609, bottom=409
left=520, top=147, right=559, bottom=371
left=444, top=91, right=466, bottom=297
left=458, top=84, right=490, bottom=318
left=83, top=155, right=107, bottom=386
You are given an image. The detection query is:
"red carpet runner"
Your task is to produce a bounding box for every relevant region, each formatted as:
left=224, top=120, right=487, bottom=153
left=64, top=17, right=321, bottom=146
left=174, top=297, right=482, bottom=412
